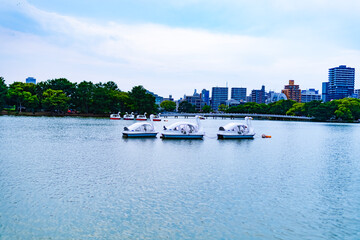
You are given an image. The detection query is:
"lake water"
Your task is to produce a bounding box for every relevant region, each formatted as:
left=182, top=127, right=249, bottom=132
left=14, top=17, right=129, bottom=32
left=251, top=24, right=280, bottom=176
left=0, top=116, right=360, bottom=239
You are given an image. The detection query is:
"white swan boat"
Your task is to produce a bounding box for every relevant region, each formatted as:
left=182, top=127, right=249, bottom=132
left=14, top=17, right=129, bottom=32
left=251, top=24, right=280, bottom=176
left=123, top=112, right=135, bottom=120
left=161, top=116, right=204, bottom=139
left=123, top=114, right=158, bottom=138
left=217, top=117, right=255, bottom=139
left=136, top=112, right=147, bottom=121
left=153, top=113, right=161, bottom=121
left=110, top=112, right=121, bottom=120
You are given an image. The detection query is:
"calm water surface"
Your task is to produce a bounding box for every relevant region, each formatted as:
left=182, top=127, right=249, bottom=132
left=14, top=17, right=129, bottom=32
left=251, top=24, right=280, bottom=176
left=0, top=116, right=360, bottom=239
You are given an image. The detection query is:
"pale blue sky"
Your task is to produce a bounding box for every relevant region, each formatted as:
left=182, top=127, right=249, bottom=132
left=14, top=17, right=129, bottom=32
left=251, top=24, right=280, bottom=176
left=1, top=0, right=359, bottom=98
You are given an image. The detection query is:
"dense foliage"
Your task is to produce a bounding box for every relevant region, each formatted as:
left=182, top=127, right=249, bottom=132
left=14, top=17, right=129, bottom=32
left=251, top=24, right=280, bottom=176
left=0, top=77, right=157, bottom=114
left=0, top=77, right=8, bottom=111
left=160, top=100, right=176, bottom=112
left=227, top=99, right=360, bottom=122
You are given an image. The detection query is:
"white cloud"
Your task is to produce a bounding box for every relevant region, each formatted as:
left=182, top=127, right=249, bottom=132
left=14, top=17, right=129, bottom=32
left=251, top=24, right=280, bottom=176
left=1, top=0, right=360, bottom=98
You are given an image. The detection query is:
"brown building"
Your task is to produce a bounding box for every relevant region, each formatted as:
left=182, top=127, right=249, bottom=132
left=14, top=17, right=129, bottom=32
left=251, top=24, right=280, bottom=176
left=281, top=80, right=301, bottom=102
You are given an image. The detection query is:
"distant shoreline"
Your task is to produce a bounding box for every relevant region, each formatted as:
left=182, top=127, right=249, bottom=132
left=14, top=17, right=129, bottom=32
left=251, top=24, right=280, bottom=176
left=0, top=110, right=108, bottom=118
left=2, top=110, right=358, bottom=123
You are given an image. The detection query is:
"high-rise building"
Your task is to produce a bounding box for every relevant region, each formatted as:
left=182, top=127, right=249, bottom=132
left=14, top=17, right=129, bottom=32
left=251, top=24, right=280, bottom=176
left=251, top=85, right=265, bottom=104
left=231, top=88, right=247, bottom=102
left=211, top=87, right=228, bottom=111
left=322, top=82, right=329, bottom=102
left=354, top=89, right=360, bottom=99
left=201, top=89, right=210, bottom=106
left=26, top=77, right=36, bottom=84
left=328, top=65, right=355, bottom=100
left=301, top=89, right=321, bottom=103
left=282, top=80, right=301, bottom=102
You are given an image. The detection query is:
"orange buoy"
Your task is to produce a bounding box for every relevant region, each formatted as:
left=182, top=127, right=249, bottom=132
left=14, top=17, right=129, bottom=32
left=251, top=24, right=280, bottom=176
left=262, top=134, right=271, bottom=138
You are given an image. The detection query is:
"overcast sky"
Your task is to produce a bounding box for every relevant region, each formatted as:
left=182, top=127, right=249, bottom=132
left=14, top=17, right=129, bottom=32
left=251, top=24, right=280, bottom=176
left=0, top=0, right=359, bottom=99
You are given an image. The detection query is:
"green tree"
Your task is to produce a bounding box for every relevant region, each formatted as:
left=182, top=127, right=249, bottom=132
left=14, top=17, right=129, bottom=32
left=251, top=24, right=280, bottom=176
left=268, top=100, right=296, bottom=115
left=218, top=104, right=228, bottom=112
left=116, top=91, right=131, bottom=113
left=42, top=89, right=69, bottom=112
left=128, top=86, right=156, bottom=114
left=178, top=101, right=196, bottom=113
left=0, top=77, right=7, bottom=111
left=202, top=104, right=212, bottom=113
left=7, top=82, right=36, bottom=112
left=91, top=83, right=113, bottom=114
left=286, top=103, right=305, bottom=116
left=333, top=98, right=360, bottom=121
left=44, top=78, right=77, bottom=97
left=72, top=81, right=94, bottom=113
left=160, top=100, right=176, bottom=112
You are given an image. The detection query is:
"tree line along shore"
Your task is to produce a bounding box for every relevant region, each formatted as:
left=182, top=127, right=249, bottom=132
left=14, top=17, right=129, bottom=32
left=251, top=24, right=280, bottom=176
left=1, top=77, right=360, bottom=122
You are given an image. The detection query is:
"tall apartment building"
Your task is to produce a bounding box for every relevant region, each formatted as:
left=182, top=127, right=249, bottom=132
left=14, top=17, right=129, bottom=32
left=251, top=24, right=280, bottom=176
left=251, top=85, right=265, bottom=104
left=211, top=87, right=228, bottom=111
left=201, top=89, right=210, bottom=106
left=282, top=80, right=301, bottom=102
left=322, top=82, right=329, bottom=102
left=301, top=89, right=321, bottom=103
left=231, top=88, right=247, bottom=102
left=328, top=65, right=355, bottom=100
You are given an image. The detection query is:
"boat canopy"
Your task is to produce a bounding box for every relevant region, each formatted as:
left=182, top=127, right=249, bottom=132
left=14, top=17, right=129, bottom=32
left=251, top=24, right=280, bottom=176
left=165, top=122, right=199, bottom=133
left=124, top=122, right=154, bottom=132
left=219, top=123, right=249, bottom=132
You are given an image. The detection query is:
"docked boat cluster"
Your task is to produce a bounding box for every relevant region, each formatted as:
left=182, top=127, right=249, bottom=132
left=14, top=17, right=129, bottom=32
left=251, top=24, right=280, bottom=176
left=120, top=115, right=256, bottom=140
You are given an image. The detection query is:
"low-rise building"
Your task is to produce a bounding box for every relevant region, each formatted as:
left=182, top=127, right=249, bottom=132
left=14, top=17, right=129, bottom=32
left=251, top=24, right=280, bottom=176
left=301, top=89, right=321, bottom=103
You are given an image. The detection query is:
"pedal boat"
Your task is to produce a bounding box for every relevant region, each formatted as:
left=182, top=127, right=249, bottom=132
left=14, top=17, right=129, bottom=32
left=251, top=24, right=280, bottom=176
left=110, top=112, right=121, bottom=120
left=136, top=112, right=147, bottom=121
left=123, top=114, right=158, bottom=138
left=123, top=112, right=135, bottom=120
left=161, top=116, right=204, bottom=139
left=153, top=113, right=161, bottom=121
left=217, top=117, right=255, bottom=139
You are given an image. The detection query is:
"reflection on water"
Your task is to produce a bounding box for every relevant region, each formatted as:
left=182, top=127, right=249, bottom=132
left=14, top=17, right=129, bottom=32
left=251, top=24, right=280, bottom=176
left=0, top=116, right=360, bottom=239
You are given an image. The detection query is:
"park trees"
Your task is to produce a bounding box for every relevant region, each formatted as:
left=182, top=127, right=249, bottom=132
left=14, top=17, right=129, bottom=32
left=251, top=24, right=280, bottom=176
left=160, top=100, right=176, bottom=112
left=128, top=85, right=156, bottom=114
left=7, top=82, right=38, bottom=112
left=202, top=105, right=212, bottom=113
left=0, top=77, right=7, bottom=111
left=178, top=101, right=196, bottom=113
left=42, top=89, right=69, bottom=112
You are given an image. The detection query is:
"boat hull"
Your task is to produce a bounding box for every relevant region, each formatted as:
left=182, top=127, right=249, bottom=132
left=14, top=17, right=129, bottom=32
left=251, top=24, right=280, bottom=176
left=110, top=118, right=121, bottom=120
left=153, top=119, right=161, bottom=121
left=123, top=118, right=134, bottom=120
left=123, top=132, right=158, bottom=138
left=161, top=133, right=204, bottom=139
left=135, top=119, right=147, bottom=121
left=217, top=134, right=255, bottom=139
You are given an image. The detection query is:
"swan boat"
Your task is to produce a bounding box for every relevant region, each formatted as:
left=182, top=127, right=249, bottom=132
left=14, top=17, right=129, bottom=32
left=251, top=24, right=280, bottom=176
left=160, top=116, right=204, bottom=139
left=123, top=112, right=135, bottom=120
left=122, top=114, right=158, bottom=138
left=110, top=112, right=121, bottom=120
left=153, top=113, right=161, bottom=121
left=136, top=112, right=147, bottom=121
left=217, top=117, right=255, bottom=139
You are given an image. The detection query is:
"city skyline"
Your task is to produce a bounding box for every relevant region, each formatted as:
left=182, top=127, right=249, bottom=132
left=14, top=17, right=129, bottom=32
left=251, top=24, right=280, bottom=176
left=1, top=0, right=360, bottom=99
